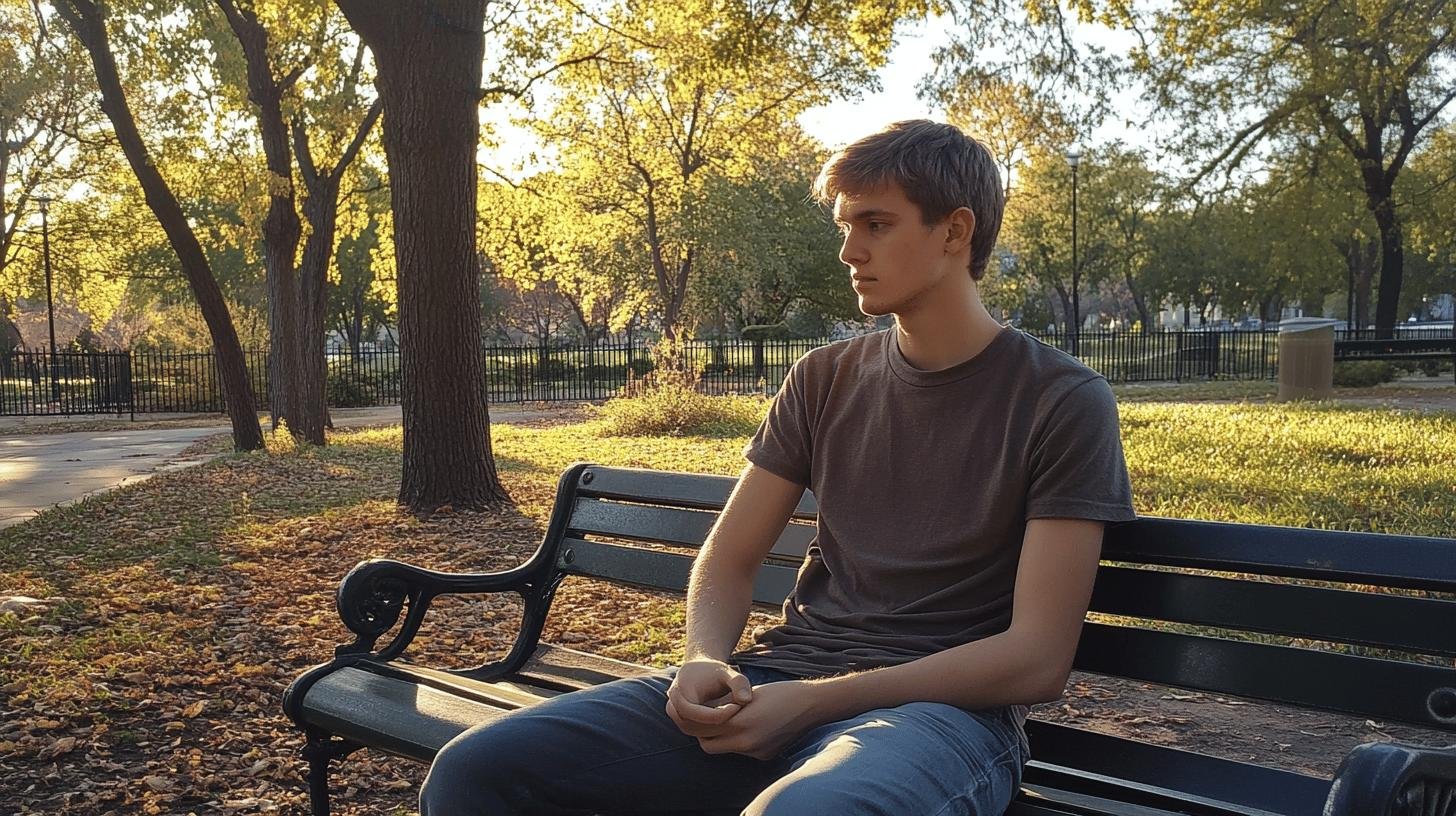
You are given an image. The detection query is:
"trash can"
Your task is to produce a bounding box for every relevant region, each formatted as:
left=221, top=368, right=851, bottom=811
left=1277, top=318, right=1339, bottom=401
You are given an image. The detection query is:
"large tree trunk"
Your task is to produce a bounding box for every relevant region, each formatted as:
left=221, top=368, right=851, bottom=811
left=56, top=0, right=263, bottom=451
left=217, top=0, right=327, bottom=444
left=335, top=0, right=506, bottom=512
left=1369, top=194, right=1403, bottom=340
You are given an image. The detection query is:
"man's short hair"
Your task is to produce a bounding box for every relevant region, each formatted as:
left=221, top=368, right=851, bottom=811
left=812, top=120, right=1005, bottom=281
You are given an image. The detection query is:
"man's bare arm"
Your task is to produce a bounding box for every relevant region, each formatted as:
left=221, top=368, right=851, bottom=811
left=693, top=517, right=1107, bottom=758
left=804, top=517, right=1104, bottom=718
left=684, top=463, right=804, bottom=661
left=663, top=463, right=804, bottom=737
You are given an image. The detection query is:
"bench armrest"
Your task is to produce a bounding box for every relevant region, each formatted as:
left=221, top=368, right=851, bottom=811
left=1324, top=741, right=1456, bottom=815
left=334, top=546, right=567, bottom=672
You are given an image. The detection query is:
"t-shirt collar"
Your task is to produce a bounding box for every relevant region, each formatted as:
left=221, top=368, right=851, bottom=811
left=885, top=324, right=1016, bottom=387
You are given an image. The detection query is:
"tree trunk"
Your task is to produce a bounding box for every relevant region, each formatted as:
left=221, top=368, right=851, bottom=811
left=1124, top=269, right=1151, bottom=333
left=292, top=102, right=382, bottom=445
left=217, top=0, right=327, bottom=444
left=1370, top=195, right=1403, bottom=340
left=56, top=0, right=263, bottom=451
left=336, top=0, right=506, bottom=512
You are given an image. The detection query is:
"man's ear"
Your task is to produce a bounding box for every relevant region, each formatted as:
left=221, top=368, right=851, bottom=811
left=946, top=207, right=975, bottom=254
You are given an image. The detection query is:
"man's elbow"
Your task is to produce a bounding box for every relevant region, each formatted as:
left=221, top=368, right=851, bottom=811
left=1025, top=668, right=1073, bottom=704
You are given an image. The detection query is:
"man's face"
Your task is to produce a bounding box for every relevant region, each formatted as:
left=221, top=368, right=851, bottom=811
left=832, top=184, right=958, bottom=318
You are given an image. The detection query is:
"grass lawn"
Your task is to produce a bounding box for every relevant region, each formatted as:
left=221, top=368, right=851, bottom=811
left=1, top=400, right=1454, bottom=814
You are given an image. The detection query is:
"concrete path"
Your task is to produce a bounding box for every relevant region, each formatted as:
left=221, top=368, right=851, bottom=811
left=0, top=427, right=222, bottom=528
left=0, top=404, right=588, bottom=529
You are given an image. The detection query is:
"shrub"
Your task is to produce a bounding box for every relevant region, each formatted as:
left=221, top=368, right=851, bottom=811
left=1419, top=359, right=1446, bottom=378
left=594, top=382, right=767, bottom=436
left=627, top=357, right=655, bottom=377
left=1332, top=361, right=1397, bottom=388
left=595, top=337, right=766, bottom=436
left=327, top=369, right=376, bottom=407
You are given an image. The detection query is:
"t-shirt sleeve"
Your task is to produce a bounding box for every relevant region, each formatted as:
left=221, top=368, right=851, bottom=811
left=743, top=357, right=813, bottom=487
left=1025, top=376, right=1137, bottom=523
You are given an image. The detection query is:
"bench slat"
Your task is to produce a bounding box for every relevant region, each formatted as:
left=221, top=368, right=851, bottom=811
left=1075, top=623, right=1456, bottom=729
left=578, top=465, right=817, bottom=520
left=562, top=538, right=798, bottom=606
left=568, top=497, right=815, bottom=559
left=1104, top=518, right=1456, bottom=592
left=1091, top=566, right=1456, bottom=657
left=1025, top=720, right=1328, bottom=815
left=301, top=666, right=509, bottom=762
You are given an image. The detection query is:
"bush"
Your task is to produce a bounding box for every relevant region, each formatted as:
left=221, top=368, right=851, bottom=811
left=593, top=382, right=767, bottom=436
left=1333, top=361, right=1397, bottom=388
left=594, top=337, right=766, bottom=436
left=327, top=369, right=376, bottom=407
left=627, top=357, right=655, bottom=377
left=1419, top=359, right=1447, bottom=378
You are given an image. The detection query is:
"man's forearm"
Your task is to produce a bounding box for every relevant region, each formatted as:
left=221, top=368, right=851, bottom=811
left=804, top=629, right=1064, bottom=722
left=683, top=562, right=755, bottom=663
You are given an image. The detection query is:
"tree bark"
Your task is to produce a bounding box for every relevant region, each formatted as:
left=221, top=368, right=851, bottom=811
left=335, top=0, right=506, bottom=512
left=1123, top=269, right=1151, bottom=333
left=56, top=0, right=263, bottom=451
left=215, top=0, right=317, bottom=442
left=1369, top=195, right=1403, bottom=340
left=293, top=102, right=383, bottom=445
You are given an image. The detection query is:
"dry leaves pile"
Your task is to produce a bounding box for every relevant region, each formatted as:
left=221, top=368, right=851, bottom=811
left=0, top=429, right=712, bottom=815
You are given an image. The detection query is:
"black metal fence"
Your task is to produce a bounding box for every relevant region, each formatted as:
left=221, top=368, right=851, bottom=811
left=2, top=329, right=1450, bottom=417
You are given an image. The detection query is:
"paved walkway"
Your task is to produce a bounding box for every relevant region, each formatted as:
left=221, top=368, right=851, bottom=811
left=0, top=405, right=585, bottom=529
left=0, top=427, right=221, bottom=528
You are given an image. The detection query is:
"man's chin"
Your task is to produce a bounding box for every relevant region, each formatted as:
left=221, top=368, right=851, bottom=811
left=857, top=298, right=892, bottom=318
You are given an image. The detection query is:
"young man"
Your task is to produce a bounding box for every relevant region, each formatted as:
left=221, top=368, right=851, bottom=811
left=420, top=120, right=1135, bottom=815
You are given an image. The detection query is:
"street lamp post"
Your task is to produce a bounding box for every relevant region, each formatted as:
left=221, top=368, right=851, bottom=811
left=1066, top=148, right=1082, bottom=357
left=36, top=195, right=61, bottom=404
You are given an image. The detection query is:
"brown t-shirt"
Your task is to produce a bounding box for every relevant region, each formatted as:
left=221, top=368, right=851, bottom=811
left=732, top=326, right=1135, bottom=704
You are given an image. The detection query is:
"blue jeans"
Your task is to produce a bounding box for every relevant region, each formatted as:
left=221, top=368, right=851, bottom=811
left=419, top=664, right=1029, bottom=815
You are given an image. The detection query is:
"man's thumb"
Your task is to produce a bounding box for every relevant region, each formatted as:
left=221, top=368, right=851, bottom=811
left=728, top=672, right=753, bottom=703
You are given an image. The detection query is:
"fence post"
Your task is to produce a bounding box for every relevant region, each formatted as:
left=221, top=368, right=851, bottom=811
left=126, top=351, right=135, bottom=422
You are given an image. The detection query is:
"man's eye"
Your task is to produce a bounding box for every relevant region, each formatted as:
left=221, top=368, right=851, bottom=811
left=868, top=221, right=887, bottom=232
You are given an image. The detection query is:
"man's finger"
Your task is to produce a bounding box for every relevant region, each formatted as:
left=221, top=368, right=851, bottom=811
left=673, top=698, right=741, bottom=725
left=727, top=672, right=753, bottom=704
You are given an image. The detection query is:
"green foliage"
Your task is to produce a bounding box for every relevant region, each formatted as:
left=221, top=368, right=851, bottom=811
left=326, top=367, right=376, bottom=408
left=593, top=384, right=767, bottom=437
left=1332, top=362, right=1398, bottom=388
left=593, top=337, right=767, bottom=435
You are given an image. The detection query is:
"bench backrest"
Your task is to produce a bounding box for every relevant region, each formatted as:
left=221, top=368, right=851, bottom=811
left=557, top=464, right=1456, bottom=737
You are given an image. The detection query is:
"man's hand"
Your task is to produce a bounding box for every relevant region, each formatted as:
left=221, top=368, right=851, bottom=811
left=665, top=659, right=754, bottom=738
left=695, top=679, right=826, bottom=761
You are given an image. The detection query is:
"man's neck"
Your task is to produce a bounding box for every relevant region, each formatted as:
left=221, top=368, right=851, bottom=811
left=893, top=284, right=1004, bottom=372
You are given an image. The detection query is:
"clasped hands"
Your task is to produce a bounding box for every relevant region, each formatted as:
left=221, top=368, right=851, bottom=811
left=664, top=658, right=823, bottom=761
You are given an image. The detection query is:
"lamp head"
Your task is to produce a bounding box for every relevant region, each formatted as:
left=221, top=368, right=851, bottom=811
left=1065, top=148, right=1082, bottom=169
left=34, top=195, right=51, bottom=215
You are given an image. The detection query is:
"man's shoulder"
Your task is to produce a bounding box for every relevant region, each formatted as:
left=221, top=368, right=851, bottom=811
left=793, top=330, right=885, bottom=375
left=1001, top=330, right=1110, bottom=406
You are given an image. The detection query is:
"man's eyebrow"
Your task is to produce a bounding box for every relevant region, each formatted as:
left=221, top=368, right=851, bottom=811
left=832, top=208, right=899, bottom=224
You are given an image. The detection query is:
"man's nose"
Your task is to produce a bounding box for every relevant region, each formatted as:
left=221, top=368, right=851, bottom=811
left=839, top=235, right=867, bottom=267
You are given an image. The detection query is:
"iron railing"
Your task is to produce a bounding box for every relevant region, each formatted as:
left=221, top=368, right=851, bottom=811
left=2, top=328, right=1450, bottom=417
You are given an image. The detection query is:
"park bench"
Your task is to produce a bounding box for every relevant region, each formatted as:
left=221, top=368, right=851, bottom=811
left=1334, top=336, right=1456, bottom=383
left=284, top=463, right=1456, bottom=816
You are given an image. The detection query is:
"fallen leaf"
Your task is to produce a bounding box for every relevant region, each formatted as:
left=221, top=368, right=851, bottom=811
left=182, top=700, right=206, bottom=718
left=39, top=736, right=77, bottom=760
left=142, top=775, right=172, bottom=792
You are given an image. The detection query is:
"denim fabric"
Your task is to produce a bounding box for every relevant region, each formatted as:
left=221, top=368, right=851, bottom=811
left=419, top=664, right=1028, bottom=816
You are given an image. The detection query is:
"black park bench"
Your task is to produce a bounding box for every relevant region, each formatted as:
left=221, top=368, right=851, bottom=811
left=1334, top=336, right=1456, bottom=383
left=283, top=463, right=1456, bottom=815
